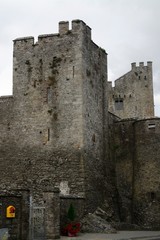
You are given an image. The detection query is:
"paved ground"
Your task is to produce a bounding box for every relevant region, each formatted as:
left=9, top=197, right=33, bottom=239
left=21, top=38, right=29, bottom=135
left=1, top=229, right=160, bottom=240
left=61, top=231, right=160, bottom=240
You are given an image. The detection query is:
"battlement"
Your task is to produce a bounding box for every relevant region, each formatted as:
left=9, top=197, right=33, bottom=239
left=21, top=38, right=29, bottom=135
left=0, top=96, right=13, bottom=105
left=131, top=61, right=152, bottom=70
left=59, top=19, right=91, bottom=36
left=13, top=20, right=91, bottom=48
left=0, top=96, right=13, bottom=101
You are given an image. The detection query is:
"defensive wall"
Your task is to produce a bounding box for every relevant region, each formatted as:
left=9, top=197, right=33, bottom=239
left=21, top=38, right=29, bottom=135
left=109, top=116, right=160, bottom=229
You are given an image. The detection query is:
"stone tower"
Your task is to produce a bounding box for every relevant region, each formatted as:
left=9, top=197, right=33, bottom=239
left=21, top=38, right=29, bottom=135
left=13, top=19, right=108, bottom=207
left=0, top=20, right=108, bottom=239
left=108, top=62, right=154, bottom=119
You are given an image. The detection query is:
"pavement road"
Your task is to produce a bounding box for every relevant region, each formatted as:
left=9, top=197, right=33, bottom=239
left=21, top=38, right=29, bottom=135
left=1, top=229, right=160, bottom=240
left=60, top=231, right=160, bottom=240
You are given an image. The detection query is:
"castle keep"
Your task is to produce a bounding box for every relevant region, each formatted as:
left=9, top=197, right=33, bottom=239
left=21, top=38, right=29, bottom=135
left=0, top=20, right=159, bottom=239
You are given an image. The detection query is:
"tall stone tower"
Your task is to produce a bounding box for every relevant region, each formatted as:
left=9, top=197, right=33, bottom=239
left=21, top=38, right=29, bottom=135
left=0, top=20, right=108, bottom=239
left=108, top=62, right=154, bottom=119
left=12, top=21, right=108, bottom=208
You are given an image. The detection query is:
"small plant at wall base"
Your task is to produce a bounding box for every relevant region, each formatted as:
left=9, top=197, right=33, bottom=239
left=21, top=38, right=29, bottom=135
left=68, top=203, right=76, bottom=221
left=61, top=203, right=80, bottom=237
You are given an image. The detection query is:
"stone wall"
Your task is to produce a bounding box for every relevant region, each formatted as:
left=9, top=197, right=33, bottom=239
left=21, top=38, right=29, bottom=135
left=133, top=118, right=160, bottom=229
left=109, top=117, right=160, bottom=229
left=107, top=112, right=122, bottom=222
left=108, top=62, right=154, bottom=119
left=110, top=119, right=135, bottom=223
left=81, top=31, right=109, bottom=212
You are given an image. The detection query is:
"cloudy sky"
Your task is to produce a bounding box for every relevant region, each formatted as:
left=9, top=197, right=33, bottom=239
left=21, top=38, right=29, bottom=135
left=0, top=0, right=160, bottom=115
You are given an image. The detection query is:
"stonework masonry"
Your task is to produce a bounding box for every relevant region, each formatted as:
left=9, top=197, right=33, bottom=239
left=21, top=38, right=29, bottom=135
left=0, top=20, right=159, bottom=239
left=109, top=117, right=160, bottom=229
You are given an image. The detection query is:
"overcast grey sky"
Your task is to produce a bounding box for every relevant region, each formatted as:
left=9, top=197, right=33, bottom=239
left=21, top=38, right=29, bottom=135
left=0, top=0, right=160, bottom=115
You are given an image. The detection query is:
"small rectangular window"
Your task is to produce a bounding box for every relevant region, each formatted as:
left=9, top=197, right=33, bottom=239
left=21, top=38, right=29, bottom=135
left=115, top=99, right=123, bottom=110
left=148, top=123, right=156, bottom=129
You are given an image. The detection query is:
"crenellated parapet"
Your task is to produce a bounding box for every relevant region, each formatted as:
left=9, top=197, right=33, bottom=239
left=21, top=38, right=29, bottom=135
left=131, top=61, right=152, bottom=70
left=58, top=19, right=91, bottom=38
left=13, top=20, right=91, bottom=50
left=12, top=19, right=96, bottom=104
left=13, top=36, right=34, bottom=52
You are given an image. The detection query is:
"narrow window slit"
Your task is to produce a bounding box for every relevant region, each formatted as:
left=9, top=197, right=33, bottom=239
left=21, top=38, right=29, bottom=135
left=48, top=128, right=50, bottom=141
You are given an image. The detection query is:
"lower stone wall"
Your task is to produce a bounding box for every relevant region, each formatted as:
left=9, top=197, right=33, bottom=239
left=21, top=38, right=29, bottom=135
left=133, top=119, right=160, bottom=229
left=109, top=117, right=160, bottom=229
left=43, top=190, right=60, bottom=239
left=109, top=119, right=135, bottom=223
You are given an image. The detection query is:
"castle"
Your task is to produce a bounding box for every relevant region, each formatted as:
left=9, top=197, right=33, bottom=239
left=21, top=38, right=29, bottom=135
left=0, top=20, right=159, bottom=240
